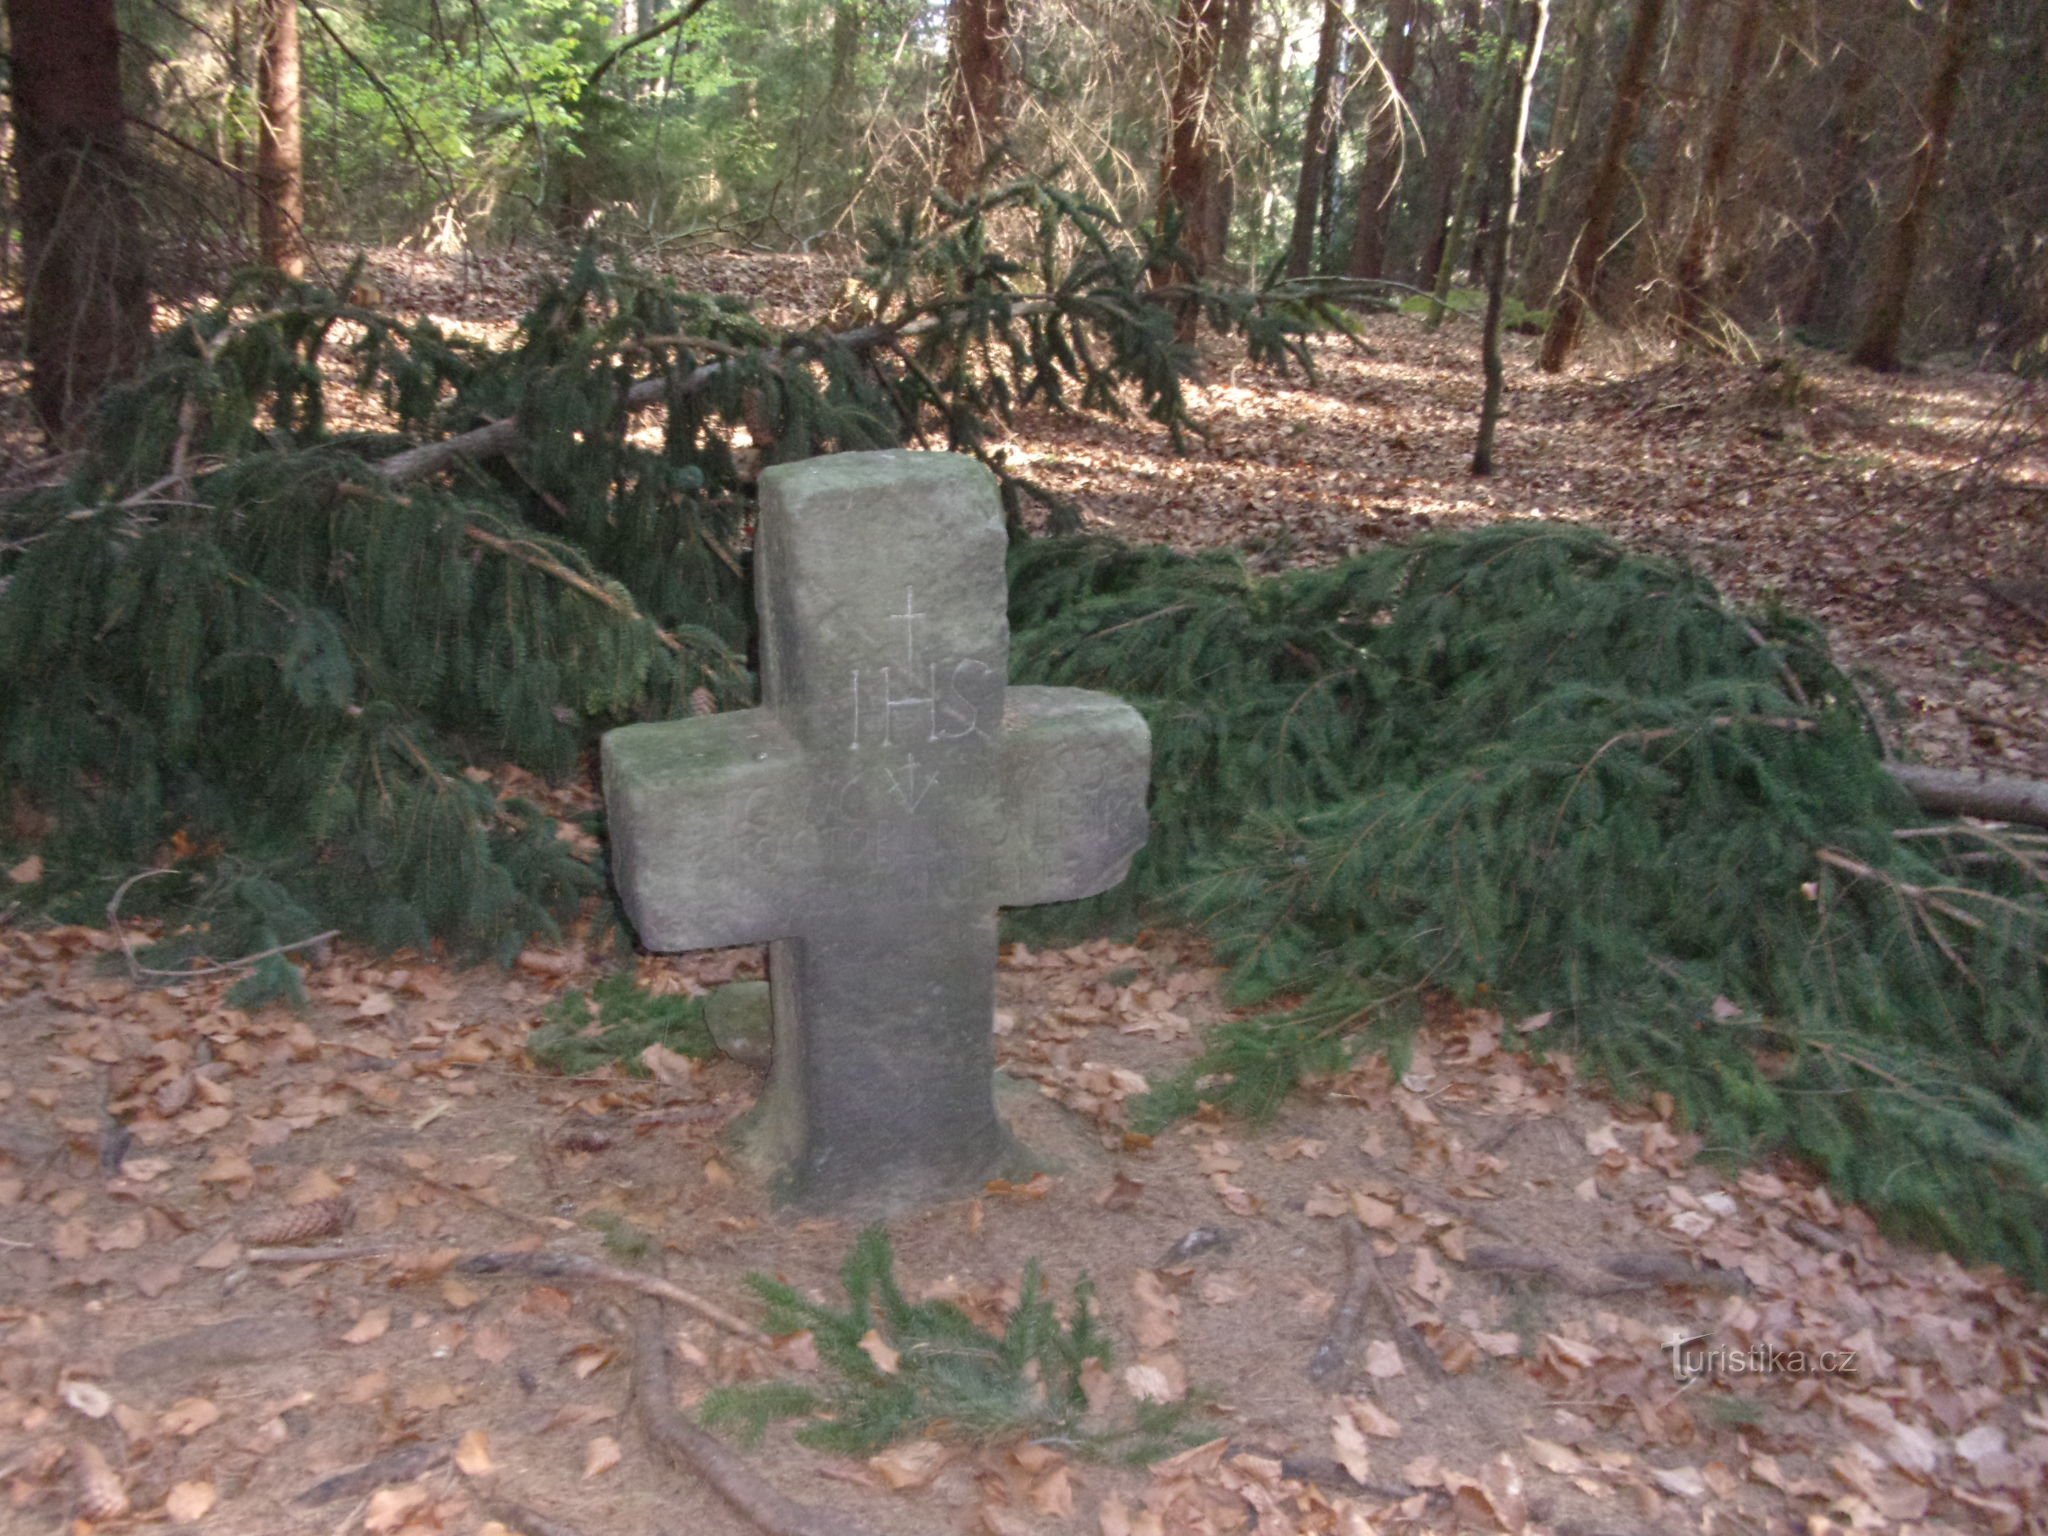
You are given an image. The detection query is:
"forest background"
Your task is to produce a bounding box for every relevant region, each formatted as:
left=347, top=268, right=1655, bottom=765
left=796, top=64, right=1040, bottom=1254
left=3, top=0, right=2042, bottom=445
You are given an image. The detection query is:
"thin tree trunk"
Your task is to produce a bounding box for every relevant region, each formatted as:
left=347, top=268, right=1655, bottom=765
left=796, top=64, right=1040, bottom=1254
left=1346, top=0, right=1421, bottom=279
left=1287, top=0, right=1344, bottom=276
left=1538, top=0, right=1666, bottom=372
left=1476, top=0, right=1549, bottom=473
left=1428, top=2, right=1522, bottom=327
left=1522, top=0, right=1598, bottom=300
left=1418, top=0, right=1484, bottom=288
left=939, top=0, right=1015, bottom=200
left=1156, top=0, right=1228, bottom=327
left=1203, top=0, right=1259, bottom=272
left=1849, top=0, right=1979, bottom=372
left=4, top=0, right=151, bottom=441
left=1671, top=0, right=1765, bottom=338
left=257, top=0, right=308, bottom=277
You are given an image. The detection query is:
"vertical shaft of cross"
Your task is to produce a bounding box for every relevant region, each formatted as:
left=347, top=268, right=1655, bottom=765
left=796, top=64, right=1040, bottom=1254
left=601, top=450, right=1152, bottom=1211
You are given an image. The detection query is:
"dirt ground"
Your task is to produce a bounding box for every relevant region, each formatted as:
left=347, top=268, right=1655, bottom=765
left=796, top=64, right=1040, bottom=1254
left=3, top=254, right=2047, bottom=1536
left=3, top=917, right=2044, bottom=1536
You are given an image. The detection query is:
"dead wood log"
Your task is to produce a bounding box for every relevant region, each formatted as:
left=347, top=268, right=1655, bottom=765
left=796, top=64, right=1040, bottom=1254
left=622, top=1301, right=884, bottom=1536
left=1886, top=763, right=2048, bottom=829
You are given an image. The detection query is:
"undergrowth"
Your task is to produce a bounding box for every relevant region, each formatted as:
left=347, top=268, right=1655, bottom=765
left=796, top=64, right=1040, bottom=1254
left=1005, top=526, right=2048, bottom=1283
left=702, top=1227, right=1190, bottom=1459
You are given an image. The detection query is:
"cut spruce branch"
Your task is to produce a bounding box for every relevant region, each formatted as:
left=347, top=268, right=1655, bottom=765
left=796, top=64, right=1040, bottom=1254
left=368, top=272, right=1393, bottom=487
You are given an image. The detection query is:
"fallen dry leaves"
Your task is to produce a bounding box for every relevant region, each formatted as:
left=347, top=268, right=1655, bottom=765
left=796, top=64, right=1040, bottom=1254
left=5, top=262, right=2048, bottom=1530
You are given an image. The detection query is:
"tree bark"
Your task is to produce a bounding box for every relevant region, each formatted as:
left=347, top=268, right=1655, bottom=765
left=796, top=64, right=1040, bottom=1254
left=938, top=0, right=1016, bottom=199
left=1671, top=0, right=1765, bottom=338
left=1849, top=0, right=1979, bottom=372
left=1202, top=0, right=1259, bottom=272
left=1286, top=0, right=1345, bottom=277
left=4, top=0, right=151, bottom=442
left=1537, top=0, right=1666, bottom=372
left=1345, top=0, right=1422, bottom=280
left=1156, top=0, right=1229, bottom=325
left=1474, top=0, right=1549, bottom=474
left=256, top=0, right=308, bottom=277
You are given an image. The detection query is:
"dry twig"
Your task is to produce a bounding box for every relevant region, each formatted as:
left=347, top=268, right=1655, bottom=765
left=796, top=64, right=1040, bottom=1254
left=459, top=1250, right=771, bottom=1347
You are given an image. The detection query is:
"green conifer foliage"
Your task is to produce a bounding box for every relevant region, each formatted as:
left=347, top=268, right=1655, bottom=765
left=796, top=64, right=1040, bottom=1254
left=1007, top=526, right=2048, bottom=1283
left=0, top=188, right=1353, bottom=964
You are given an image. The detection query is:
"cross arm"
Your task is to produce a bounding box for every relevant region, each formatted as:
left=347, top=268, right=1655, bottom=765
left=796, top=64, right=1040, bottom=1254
left=996, top=687, right=1152, bottom=909
left=602, top=711, right=813, bottom=951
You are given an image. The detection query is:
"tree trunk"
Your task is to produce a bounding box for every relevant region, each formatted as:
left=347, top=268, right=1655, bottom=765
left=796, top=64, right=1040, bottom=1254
left=1417, top=0, right=1484, bottom=288
left=1156, top=0, right=1228, bottom=323
left=1521, top=0, right=1598, bottom=300
left=938, top=0, right=1016, bottom=200
left=1202, top=0, right=1259, bottom=273
left=1671, top=0, right=1765, bottom=338
left=1346, top=0, right=1421, bottom=280
left=4, top=0, right=150, bottom=442
left=1427, top=3, right=1522, bottom=327
left=1537, top=0, right=1666, bottom=372
left=1636, top=0, right=1710, bottom=282
left=1848, top=0, right=1979, bottom=372
left=257, top=0, right=308, bottom=277
left=1475, top=0, right=1549, bottom=473
left=1793, top=44, right=1874, bottom=335
left=1286, top=0, right=1345, bottom=277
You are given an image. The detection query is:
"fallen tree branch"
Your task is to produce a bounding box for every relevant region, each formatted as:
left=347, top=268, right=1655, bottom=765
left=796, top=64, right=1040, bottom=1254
left=463, top=524, right=686, bottom=656
left=458, top=1250, right=771, bottom=1347
left=622, top=1300, right=884, bottom=1536
left=105, top=868, right=337, bottom=983
left=1886, top=763, right=2048, bottom=829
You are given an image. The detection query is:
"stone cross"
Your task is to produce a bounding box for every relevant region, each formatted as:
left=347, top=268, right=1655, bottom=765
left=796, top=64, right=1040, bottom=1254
left=603, top=451, right=1151, bottom=1209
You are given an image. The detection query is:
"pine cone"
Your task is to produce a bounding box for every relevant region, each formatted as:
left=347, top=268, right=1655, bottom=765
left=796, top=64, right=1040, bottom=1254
left=241, top=1196, right=353, bottom=1247
left=72, top=1441, right=129, bottom=1522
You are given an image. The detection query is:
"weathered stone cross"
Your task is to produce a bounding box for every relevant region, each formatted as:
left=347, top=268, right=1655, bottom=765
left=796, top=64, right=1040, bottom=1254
left=603, top=451, right=1151, bottom=1208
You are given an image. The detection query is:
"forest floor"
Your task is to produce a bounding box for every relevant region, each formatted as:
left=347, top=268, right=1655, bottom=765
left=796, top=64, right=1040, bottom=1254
left=3, top=251, right=2046, bottom=1536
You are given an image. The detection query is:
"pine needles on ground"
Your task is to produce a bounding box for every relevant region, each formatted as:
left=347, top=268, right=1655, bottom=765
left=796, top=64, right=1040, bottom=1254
left=704, top=1227, right=1185, bottom=1459
left=1006, top=525, right=2048, bottom=1284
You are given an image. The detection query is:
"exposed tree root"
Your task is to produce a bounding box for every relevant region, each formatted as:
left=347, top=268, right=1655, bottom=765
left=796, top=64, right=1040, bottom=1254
left=620, top=1301, right=885, bottom=1536
left=1308, top=1221, right=1447, bottom=1386
left=1464, top=1245, right=1749, bottom=1296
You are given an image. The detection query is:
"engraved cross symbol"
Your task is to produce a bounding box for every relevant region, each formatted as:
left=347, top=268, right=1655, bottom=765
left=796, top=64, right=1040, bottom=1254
left=603, top=453, right=1152, bottom=1210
